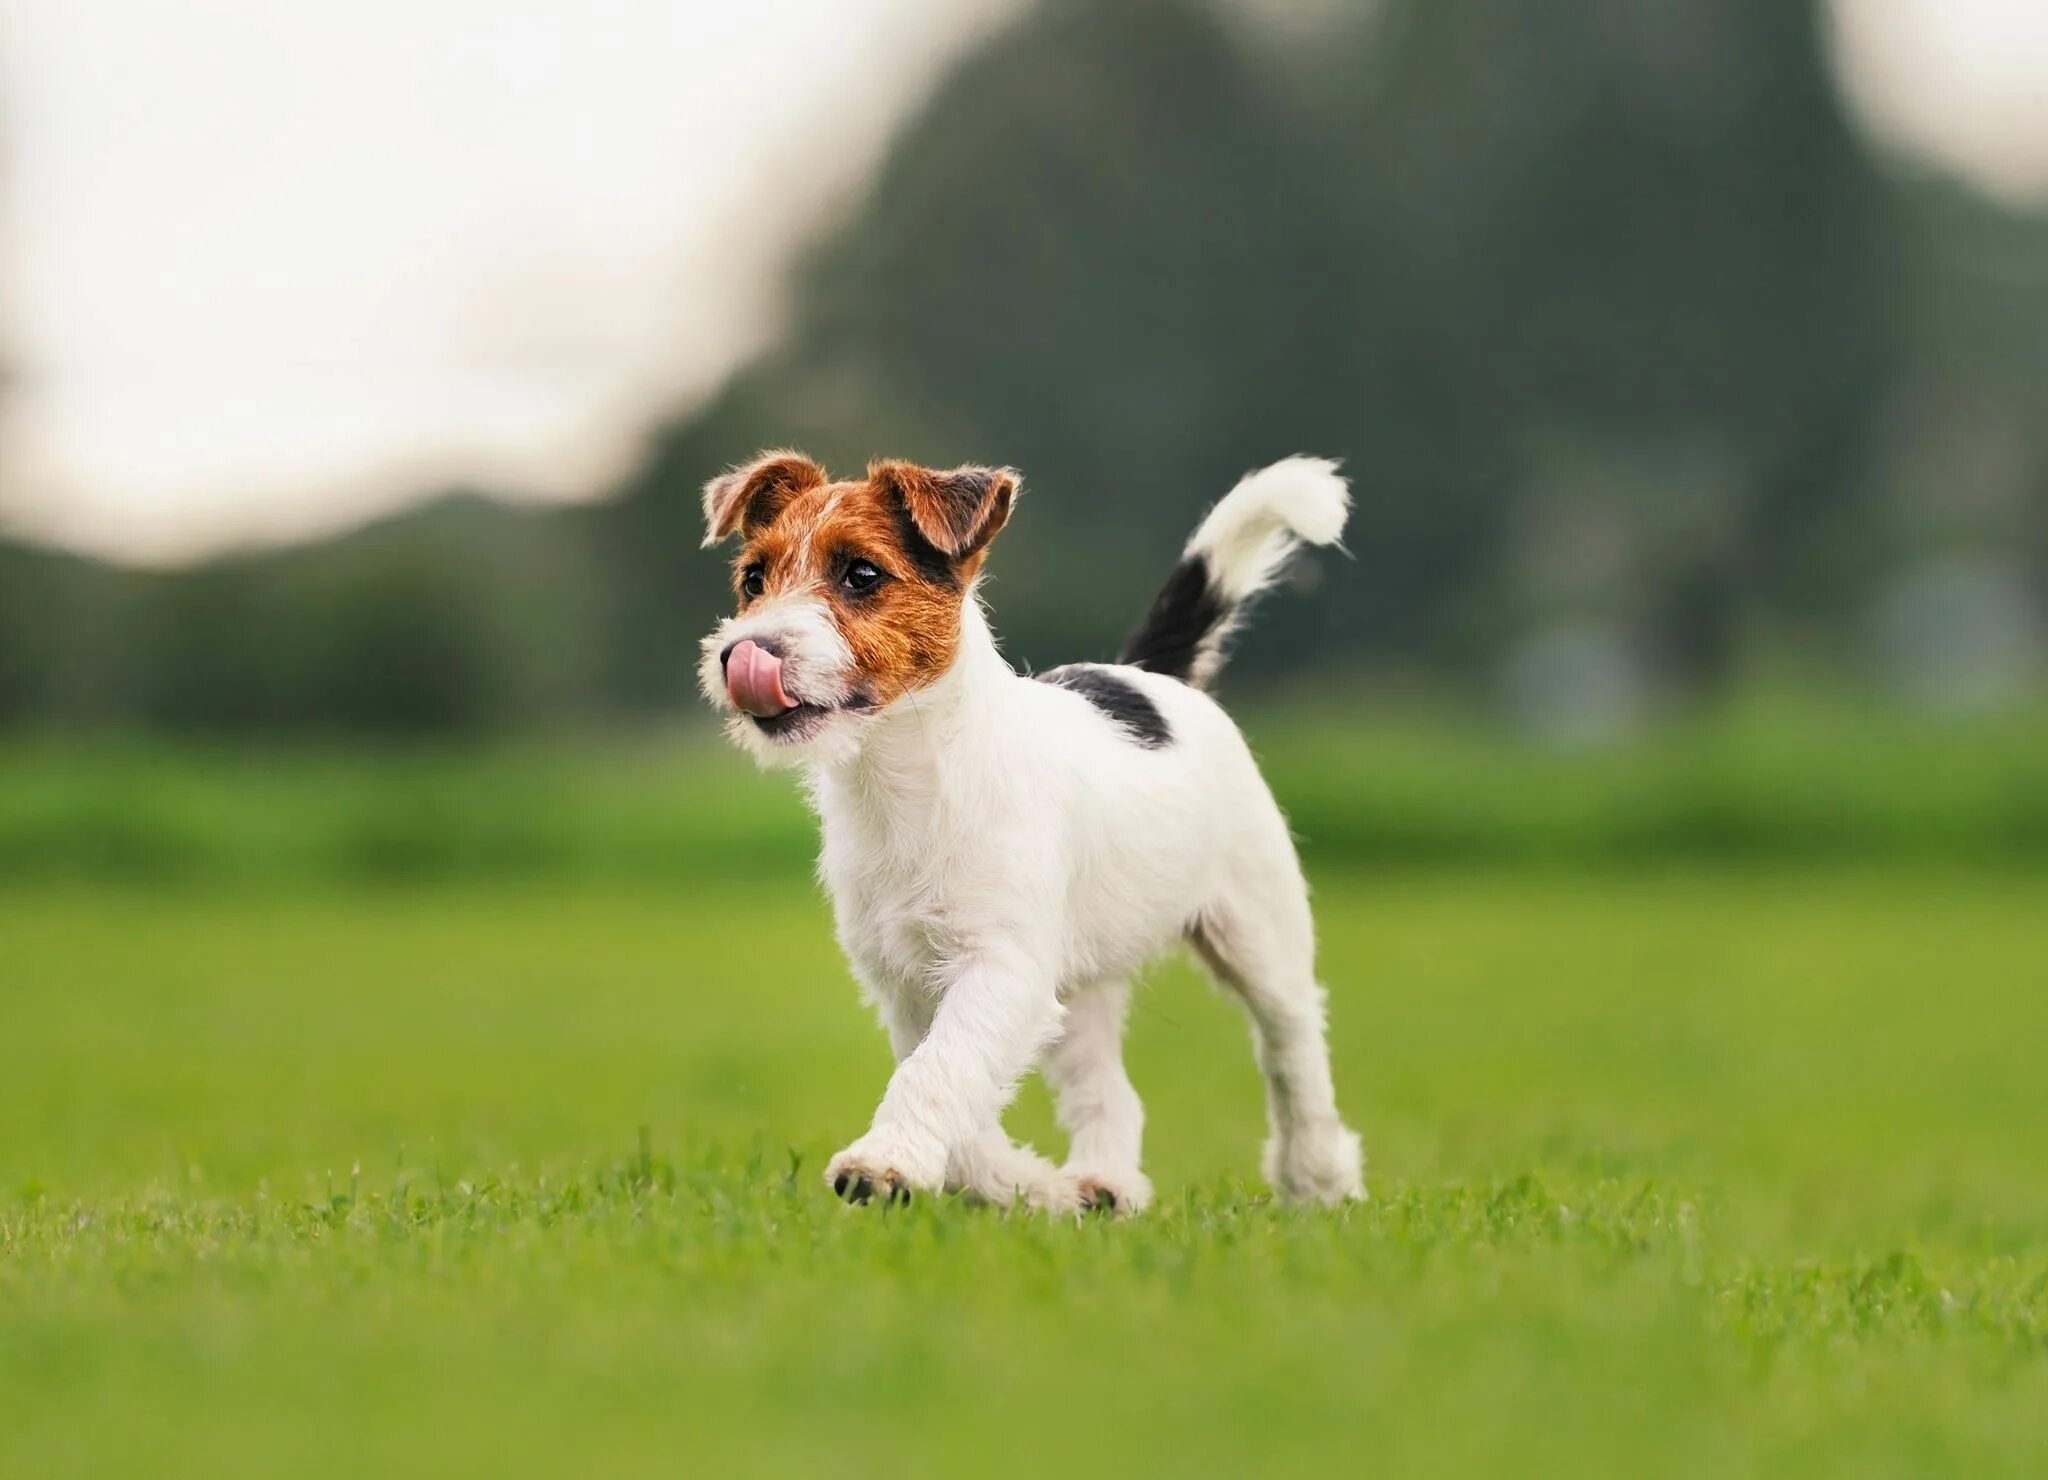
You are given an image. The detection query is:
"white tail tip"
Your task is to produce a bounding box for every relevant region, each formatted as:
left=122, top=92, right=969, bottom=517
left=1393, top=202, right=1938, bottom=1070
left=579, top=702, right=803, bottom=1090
left=1187, top=455, right=1350, bottom=601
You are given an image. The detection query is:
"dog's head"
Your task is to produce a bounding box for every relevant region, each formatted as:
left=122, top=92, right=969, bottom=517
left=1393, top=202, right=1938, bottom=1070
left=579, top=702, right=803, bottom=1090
left=698, top=450, right=1017, bottom=765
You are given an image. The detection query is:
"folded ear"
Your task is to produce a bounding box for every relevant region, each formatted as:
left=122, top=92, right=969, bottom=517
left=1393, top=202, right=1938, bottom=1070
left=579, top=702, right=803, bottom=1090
left=869, top=461, right=1018, bottom=562
left=701, top=451, right=828, bottom=546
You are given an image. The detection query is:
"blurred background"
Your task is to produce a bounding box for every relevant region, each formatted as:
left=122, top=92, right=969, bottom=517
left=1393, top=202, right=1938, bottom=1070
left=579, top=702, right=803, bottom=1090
left=0, top=0, right=2046, bottom=863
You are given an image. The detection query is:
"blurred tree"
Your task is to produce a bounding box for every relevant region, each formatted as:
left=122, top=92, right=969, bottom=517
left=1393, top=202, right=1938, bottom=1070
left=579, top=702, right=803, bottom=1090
left=1, top=497, right=600, bottom=736
left=1340, top=0, right=1898, bottom=683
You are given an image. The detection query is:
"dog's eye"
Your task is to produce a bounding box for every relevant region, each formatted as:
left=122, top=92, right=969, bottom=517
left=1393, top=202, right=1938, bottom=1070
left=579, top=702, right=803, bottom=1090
left=842, top=559, right=884, bottom=594
left=740, top=564, right=766, bottom=599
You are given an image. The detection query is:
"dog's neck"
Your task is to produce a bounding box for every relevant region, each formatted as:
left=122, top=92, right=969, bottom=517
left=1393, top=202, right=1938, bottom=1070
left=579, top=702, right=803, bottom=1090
left=808, top=597, right=1012, bottom=824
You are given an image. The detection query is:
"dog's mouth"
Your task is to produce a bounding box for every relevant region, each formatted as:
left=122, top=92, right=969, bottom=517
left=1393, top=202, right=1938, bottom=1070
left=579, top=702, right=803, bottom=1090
left=724, top=638, right=878, bottom=743
left=748, top=692, right=879, bottom=742
left=750, top=701, right=832, bottom=740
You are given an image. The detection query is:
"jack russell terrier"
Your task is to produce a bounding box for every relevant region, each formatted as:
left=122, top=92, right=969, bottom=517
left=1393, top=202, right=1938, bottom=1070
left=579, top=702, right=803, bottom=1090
left=700, top=451, right=1363, bottom=1213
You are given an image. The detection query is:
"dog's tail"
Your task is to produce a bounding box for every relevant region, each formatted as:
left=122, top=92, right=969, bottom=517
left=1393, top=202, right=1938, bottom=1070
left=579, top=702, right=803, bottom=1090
left=1119, top=456, right=1350, bottom=691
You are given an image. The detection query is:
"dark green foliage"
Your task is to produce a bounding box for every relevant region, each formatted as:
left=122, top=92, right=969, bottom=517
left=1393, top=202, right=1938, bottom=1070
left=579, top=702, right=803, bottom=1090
left=3, top=496, right=602, bottom=735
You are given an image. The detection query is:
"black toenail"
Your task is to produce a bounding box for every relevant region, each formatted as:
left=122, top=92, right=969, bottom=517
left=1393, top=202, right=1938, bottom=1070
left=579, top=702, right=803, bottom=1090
left=851, top=1176, right=873, bottom=1203
left=834, top=1174, right=850, bottom=1196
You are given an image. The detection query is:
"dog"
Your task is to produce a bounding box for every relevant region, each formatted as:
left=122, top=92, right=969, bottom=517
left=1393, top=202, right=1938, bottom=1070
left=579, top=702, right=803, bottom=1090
left=698, top=451, right=1364, bottom=1212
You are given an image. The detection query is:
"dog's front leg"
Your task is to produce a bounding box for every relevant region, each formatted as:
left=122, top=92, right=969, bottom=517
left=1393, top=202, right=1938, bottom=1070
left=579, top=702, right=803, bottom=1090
left=825, top=953, right=1059, bottom=1206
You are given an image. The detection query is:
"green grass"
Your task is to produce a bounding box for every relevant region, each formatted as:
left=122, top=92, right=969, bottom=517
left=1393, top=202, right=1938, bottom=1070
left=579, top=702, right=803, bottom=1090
left=4, top=866, right=2046, bottom=1476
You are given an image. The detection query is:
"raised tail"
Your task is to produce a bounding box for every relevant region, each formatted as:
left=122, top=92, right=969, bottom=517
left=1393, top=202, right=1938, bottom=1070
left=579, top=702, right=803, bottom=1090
left=1119, top=456, right=1350, bottom=690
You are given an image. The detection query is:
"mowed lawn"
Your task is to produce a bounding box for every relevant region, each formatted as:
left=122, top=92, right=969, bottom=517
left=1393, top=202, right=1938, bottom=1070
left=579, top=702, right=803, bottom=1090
left=3, top=868, right=2046, bottom=1476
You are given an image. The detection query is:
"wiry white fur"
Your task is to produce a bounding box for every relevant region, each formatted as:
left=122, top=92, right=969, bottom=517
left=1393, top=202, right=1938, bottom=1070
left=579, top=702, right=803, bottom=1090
left=701, top=457, right=1365, bottom=1213
left=1175, top=456, right=1349, bottom=689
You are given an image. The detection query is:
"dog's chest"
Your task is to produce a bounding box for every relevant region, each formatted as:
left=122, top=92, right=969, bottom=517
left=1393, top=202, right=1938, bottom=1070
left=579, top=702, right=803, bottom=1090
left=817, top=792, right=997, bottom=985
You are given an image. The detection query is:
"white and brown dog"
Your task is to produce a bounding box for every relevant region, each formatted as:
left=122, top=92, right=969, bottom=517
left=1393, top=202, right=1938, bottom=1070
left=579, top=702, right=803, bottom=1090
left=699, top=451, right=1363, bottom=1213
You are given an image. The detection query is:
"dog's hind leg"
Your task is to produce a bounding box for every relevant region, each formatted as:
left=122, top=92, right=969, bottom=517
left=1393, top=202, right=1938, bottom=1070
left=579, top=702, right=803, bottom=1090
left=1190, top=884, right=1364, bottom=1205
left=1044, top=979, right=1151, bottom=1213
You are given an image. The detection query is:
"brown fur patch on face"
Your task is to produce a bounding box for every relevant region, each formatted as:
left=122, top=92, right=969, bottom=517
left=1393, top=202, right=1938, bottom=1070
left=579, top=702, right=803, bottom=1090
left=724, top=457, right=1017, bottom=709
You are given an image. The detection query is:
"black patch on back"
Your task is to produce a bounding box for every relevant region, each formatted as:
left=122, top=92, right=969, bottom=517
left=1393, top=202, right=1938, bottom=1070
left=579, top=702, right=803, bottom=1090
left=1118, top=554, right=1227, bottom=684
left=1037, top=664, right=1173, bottom=749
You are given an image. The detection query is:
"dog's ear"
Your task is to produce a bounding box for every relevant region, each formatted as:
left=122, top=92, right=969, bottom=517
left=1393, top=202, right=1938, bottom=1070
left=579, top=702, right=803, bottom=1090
left=869, top=461, right=1018, bottom=563
left=702, top=451, right=828, bottom=546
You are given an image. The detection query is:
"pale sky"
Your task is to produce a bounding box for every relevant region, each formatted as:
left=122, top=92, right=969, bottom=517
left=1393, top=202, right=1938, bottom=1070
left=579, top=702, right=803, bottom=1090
left=0, top=0, right=2043, bottom=564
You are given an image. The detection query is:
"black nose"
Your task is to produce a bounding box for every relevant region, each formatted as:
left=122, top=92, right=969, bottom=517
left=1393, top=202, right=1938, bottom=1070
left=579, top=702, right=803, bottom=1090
left=719, top=636, right=782, bottom=671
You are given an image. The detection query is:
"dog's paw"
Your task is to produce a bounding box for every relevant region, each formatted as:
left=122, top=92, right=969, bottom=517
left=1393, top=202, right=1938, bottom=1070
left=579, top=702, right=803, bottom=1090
left=824, top=1130, right=945, bottom=1208
left=1071, top=1169, right=1153, bottom=1216
left=968, top=1167, right=1090, bottom=1215
left=947, top=1141, right=1087, bottom=1213
left=1265, top=1122, right=1366, bottom=1206
left=826, top=1159, right=912, bottom=1206
left=1015, top=1168, right=1090, bottom=1215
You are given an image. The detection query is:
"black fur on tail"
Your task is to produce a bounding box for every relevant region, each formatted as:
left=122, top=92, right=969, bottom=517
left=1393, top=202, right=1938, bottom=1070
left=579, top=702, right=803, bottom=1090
left=1119, top=554, right=1229, bottom=688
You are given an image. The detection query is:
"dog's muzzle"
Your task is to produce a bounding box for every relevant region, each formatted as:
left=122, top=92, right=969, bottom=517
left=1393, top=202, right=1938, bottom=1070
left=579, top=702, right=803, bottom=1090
left=725, top=638, right=796, bottom=718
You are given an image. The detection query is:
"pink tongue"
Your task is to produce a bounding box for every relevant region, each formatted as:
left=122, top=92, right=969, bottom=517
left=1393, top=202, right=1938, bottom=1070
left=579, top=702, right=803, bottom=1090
left=727, top=639, right=796, bottom=717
